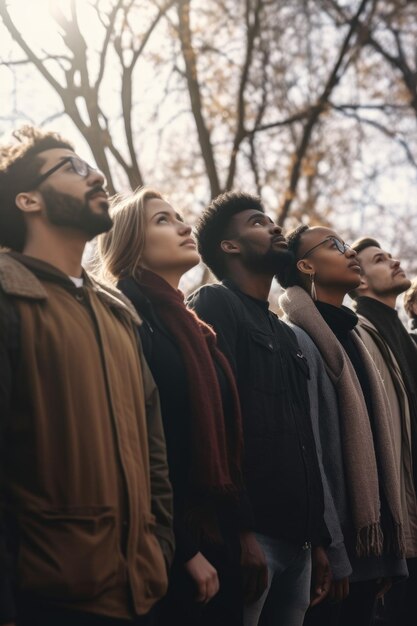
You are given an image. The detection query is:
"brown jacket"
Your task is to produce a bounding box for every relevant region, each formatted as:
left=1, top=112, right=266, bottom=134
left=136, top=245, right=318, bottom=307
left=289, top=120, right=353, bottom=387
left=0, top=252, right=174, bottom=620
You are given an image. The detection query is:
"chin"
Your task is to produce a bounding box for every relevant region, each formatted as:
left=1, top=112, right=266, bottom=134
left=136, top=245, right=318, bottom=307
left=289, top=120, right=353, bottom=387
left=346, top=276, right=361, bottom=291
left=184, top=256, right=200, bottom=273
left=393, top=277, right=411, bottom=294
left=183, top=250, right=200, bottom=266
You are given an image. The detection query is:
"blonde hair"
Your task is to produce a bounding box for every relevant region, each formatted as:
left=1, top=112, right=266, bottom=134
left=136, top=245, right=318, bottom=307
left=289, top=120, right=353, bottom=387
left=97, top=187, right=163, bottom=284
left=403, top=278, right=417, bottom=318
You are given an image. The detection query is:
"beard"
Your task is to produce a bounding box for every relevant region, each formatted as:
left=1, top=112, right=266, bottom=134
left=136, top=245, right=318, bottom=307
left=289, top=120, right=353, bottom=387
left=42, top=186, right=113, bottom=239
left=375, top=276, right=412, bottom=298
left=240, top=242, right=294, bottom=275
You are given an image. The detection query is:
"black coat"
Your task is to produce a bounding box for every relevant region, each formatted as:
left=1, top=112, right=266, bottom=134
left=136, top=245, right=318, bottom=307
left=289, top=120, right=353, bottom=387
left=187, top=280, right=328, bottom=548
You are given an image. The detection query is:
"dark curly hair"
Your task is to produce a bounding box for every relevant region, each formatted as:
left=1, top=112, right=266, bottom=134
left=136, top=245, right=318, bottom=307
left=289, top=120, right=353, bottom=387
left=276, top=224, right=310, bottom=289
left=0, top=126, right=73, bottom=251
left=196, top=191, right=265, bottom=280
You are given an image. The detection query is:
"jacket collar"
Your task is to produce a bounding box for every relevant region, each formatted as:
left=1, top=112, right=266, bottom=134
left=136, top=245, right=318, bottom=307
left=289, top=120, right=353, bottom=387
left=0, top=252, right=48, bottom=300
left=0, top=252, right=141, bottom=326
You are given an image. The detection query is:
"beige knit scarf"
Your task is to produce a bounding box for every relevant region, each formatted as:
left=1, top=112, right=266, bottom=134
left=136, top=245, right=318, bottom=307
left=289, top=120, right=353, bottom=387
left=280, top=286, right=404, bottom=557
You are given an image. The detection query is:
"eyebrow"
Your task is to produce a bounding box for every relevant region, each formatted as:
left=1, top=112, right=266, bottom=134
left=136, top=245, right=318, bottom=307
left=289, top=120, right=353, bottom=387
left=152, top=210, right=182, bottom=221
left=53, top=156, right=74, bottom=165
left=246, top=213, right=272, bottom=224
left=372, top=251, right=390, bottom=262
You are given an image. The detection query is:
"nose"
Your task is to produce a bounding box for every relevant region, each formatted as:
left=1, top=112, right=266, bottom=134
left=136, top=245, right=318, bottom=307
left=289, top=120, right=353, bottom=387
left=87, top=168, right=106, bottom=188
left=345, top=246, right=357, bottom=258
left=178, top=221, right=192, bottom=236
left=270, top=223, right=282, bottom=234
left=391, top=258, right=400, bottom=269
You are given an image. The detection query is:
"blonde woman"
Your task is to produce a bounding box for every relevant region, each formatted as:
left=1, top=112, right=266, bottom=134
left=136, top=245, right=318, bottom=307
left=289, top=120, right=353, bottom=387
left=97, top=188, right=258, bottom=626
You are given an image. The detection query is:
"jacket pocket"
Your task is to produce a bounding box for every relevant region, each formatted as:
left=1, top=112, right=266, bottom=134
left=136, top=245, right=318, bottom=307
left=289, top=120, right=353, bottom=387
left=17, top=505, right=118, bottom=601
left=248, top=330, right=285, bottom=394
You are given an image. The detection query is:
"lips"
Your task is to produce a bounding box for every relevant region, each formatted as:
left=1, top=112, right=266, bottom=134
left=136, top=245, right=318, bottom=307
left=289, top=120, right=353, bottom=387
left=86, top=187, right=108, bottom=201
left=272, top=236, right=288, bottom=247
left=89, top=192, right=108, bottom=201
left=180, top=238, right=196, bottom=247
left=348, top=262, right=361, bottom=272
left=392, top=268, right=405, bottom=278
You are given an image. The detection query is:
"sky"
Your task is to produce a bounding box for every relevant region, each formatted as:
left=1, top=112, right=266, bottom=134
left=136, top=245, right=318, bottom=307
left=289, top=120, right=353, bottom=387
left=1, top=0, right=416, bottom=290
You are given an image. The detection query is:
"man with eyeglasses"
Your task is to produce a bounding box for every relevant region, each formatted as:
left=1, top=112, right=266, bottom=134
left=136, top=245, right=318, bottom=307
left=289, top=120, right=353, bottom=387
left=0, top=126, right=174, bottom=626
left=350, top=237, right=417, bottom=626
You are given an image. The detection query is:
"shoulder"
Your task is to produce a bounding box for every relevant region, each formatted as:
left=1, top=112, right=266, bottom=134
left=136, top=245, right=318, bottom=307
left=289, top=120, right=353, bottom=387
left=273, top=314, right=303, bottom=347
left=187, top=283, right=241, bottom=316
left=288, top=324, right=319, bottom=358
left=88, top=275, right=142, bottom=327
left=356, top=313, right=377, bottom=333
left=0, top=252, right=46, bottom=300
left=188, top=282, right=234, bottom=305
left=355, top=317, right=385, bottom=355
left=284, top=321, right=326, bottom=378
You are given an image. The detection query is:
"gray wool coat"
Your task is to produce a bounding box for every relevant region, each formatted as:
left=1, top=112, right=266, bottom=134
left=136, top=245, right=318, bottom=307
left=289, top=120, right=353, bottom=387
left=288, top=323, right=408, bottom=583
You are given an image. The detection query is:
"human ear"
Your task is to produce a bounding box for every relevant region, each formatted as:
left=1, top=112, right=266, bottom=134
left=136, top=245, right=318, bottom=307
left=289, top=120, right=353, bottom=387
left=296, top=258, right=315, bottom=276
left=356, top=275, right=368, bottom=293
left=15, top=191, right=43, bottom=215
left=220, top=239, right=240, bottom=255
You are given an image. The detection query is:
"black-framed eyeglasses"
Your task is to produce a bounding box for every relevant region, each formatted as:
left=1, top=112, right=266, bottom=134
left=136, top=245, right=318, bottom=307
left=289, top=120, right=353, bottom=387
left=29, top=156, right=97, bottom=189
left=300, top=236, right=352, bottom=260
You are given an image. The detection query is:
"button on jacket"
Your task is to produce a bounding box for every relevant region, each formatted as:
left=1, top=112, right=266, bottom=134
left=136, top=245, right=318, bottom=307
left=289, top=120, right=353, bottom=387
left=187, top=280, right=328, bottom=548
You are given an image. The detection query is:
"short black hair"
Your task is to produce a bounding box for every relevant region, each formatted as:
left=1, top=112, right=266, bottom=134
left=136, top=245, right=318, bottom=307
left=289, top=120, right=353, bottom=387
left=276, top=224, right=310, bottom=288
left=196, top=191, right=265, bottom=280
left=0, top=125, right=73, bottom=251
left=351, top=236, right=381, bottom=255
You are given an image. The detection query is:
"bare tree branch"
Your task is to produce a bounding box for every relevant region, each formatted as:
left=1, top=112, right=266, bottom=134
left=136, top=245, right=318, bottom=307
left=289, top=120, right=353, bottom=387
left=177, top=0, right=221, bottom=197
left=225, top=0, right=263, bottom=190
left=332, top=104, right=417, bottom=169
left=0, top=4, right=65, bottom=96
left=278, top=0, right=374, bottom=225
left=94, top=0, right=124, bottom=91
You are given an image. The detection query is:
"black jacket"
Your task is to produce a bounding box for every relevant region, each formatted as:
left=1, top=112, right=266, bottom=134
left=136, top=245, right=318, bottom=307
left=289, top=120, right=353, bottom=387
left=187, top=280, right=328, bottom=548
left=118, top=277, right=253, bottom=563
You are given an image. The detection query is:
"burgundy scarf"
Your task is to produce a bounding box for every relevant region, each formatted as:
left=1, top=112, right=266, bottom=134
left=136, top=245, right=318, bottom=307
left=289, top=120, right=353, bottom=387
left=139, top=270, right=243, bottom=498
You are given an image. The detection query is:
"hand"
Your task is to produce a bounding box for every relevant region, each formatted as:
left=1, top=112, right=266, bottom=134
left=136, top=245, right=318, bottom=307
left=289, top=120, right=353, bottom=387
left=328, top=577, right=349, bottom=603
left=310, top=546, right=332, bottom=607
left=376, top=577, right=392, bottom=599
left=184, top=552, right=219, bottom=603
left=240, top=531, right=268, bottom=604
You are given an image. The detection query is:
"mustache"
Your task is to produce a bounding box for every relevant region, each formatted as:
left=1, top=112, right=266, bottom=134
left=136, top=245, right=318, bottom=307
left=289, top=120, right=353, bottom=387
left=85, top=186, right=108, bottom=201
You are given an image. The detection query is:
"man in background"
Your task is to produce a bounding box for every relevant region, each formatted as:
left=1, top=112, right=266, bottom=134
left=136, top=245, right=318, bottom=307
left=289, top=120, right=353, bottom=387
left=351, top=237, right=417, bottom=626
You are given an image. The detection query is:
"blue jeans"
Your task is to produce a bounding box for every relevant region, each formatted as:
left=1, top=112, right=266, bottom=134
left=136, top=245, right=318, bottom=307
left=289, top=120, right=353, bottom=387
left=243, top=533, right=312, bottom=626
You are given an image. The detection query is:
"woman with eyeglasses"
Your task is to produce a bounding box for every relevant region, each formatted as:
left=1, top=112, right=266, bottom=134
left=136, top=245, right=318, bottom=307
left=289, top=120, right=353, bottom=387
left=276, top=226, right=407, bottom=626
left=96, top=188, right=253, bottom=626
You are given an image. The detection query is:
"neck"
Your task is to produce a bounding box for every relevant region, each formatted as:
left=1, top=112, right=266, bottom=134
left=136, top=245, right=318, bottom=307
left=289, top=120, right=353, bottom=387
left=147, top=269, right=181, bottom=290
left=23, top=229, right=87, bottom=278
left=360, top=292, right=397, bottom=309
left=226, top=265, right=272, bottom=301
left=315, top=287, right=345, bottom=308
